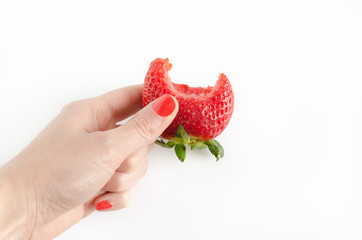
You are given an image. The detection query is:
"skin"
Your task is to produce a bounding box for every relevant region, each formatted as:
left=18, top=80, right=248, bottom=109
left=0, top=84, right=178, bottom=240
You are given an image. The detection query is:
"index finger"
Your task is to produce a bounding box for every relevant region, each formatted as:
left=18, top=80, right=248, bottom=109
left=94, top=84, right=144, bottom=131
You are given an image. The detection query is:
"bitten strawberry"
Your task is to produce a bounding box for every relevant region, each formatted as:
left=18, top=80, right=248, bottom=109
left=143, top=58, right=234, bottom=161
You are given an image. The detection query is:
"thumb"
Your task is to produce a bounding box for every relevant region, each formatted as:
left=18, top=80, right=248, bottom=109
left=109, top=94, right=178, bottom=155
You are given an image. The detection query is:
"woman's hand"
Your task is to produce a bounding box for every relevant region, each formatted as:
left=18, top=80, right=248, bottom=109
left=0, top=84, right=178, bottom=240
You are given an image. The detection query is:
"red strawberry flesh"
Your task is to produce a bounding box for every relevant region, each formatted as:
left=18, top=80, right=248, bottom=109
left=143, top=58, right=234, bottom=141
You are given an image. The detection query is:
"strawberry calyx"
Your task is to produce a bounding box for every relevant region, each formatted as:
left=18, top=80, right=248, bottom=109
left=155, top=125, right=224, bottom=162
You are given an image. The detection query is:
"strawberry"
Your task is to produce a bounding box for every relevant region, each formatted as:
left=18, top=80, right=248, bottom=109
left=142, top=58, right=234, bottom=161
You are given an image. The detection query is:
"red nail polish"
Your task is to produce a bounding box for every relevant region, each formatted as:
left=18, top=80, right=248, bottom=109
left=152, top=94, right=176, bottom=117
left=96, top=200, right=113, bottom=211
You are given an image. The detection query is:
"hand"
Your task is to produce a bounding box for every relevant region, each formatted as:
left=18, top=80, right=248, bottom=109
left=0, top=84, right=178, bottom=239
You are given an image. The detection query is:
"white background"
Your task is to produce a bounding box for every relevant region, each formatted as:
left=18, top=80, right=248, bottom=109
left=1, top=0, right=362, bottom=239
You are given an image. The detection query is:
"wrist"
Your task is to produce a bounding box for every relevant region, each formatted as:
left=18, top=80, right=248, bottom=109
left=0, top=165, right=36, bottom=239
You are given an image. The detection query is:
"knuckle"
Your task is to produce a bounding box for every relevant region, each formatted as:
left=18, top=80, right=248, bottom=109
left=89, top=132, right=121, bottom=172
left=92, top=132, right=115, bottom=155
left=121, top=157, right=137, bottom=172
left=93, top=131, right=112, bottom=146
left=114, top=175, right=125, bottom=192
left=62, top=98, right=95, bottom=114
left=131, top=114, right=158, bottom=142
left=104, top=173, right=126, bottom=192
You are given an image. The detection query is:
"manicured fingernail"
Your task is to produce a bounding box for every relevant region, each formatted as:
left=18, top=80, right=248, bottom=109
left=152, top=94, right=176, bottom=117
left=96, top=200, right=113, bottom=211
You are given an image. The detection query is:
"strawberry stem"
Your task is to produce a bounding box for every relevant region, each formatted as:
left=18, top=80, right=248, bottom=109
left=155, top=125, right=224, bottom=162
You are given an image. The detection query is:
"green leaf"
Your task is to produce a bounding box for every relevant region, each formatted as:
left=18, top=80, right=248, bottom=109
left=176, top=125, right=190, bottom=143
left=213, top=139, right=224, bottom=158
left=204, top=140, right=221, bottom=161
left=155, top=139, right=171, bottom=148
left=208, top=144, right=220, bottom=161
left=175, top=144, right=186, bottom=162
left=166, top=141, right=176, bottom=148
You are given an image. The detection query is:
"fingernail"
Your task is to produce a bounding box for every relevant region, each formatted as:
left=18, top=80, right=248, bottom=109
left=152, top=94, right=176, bottom=117
left=96, top=200, right=113, bottom=211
